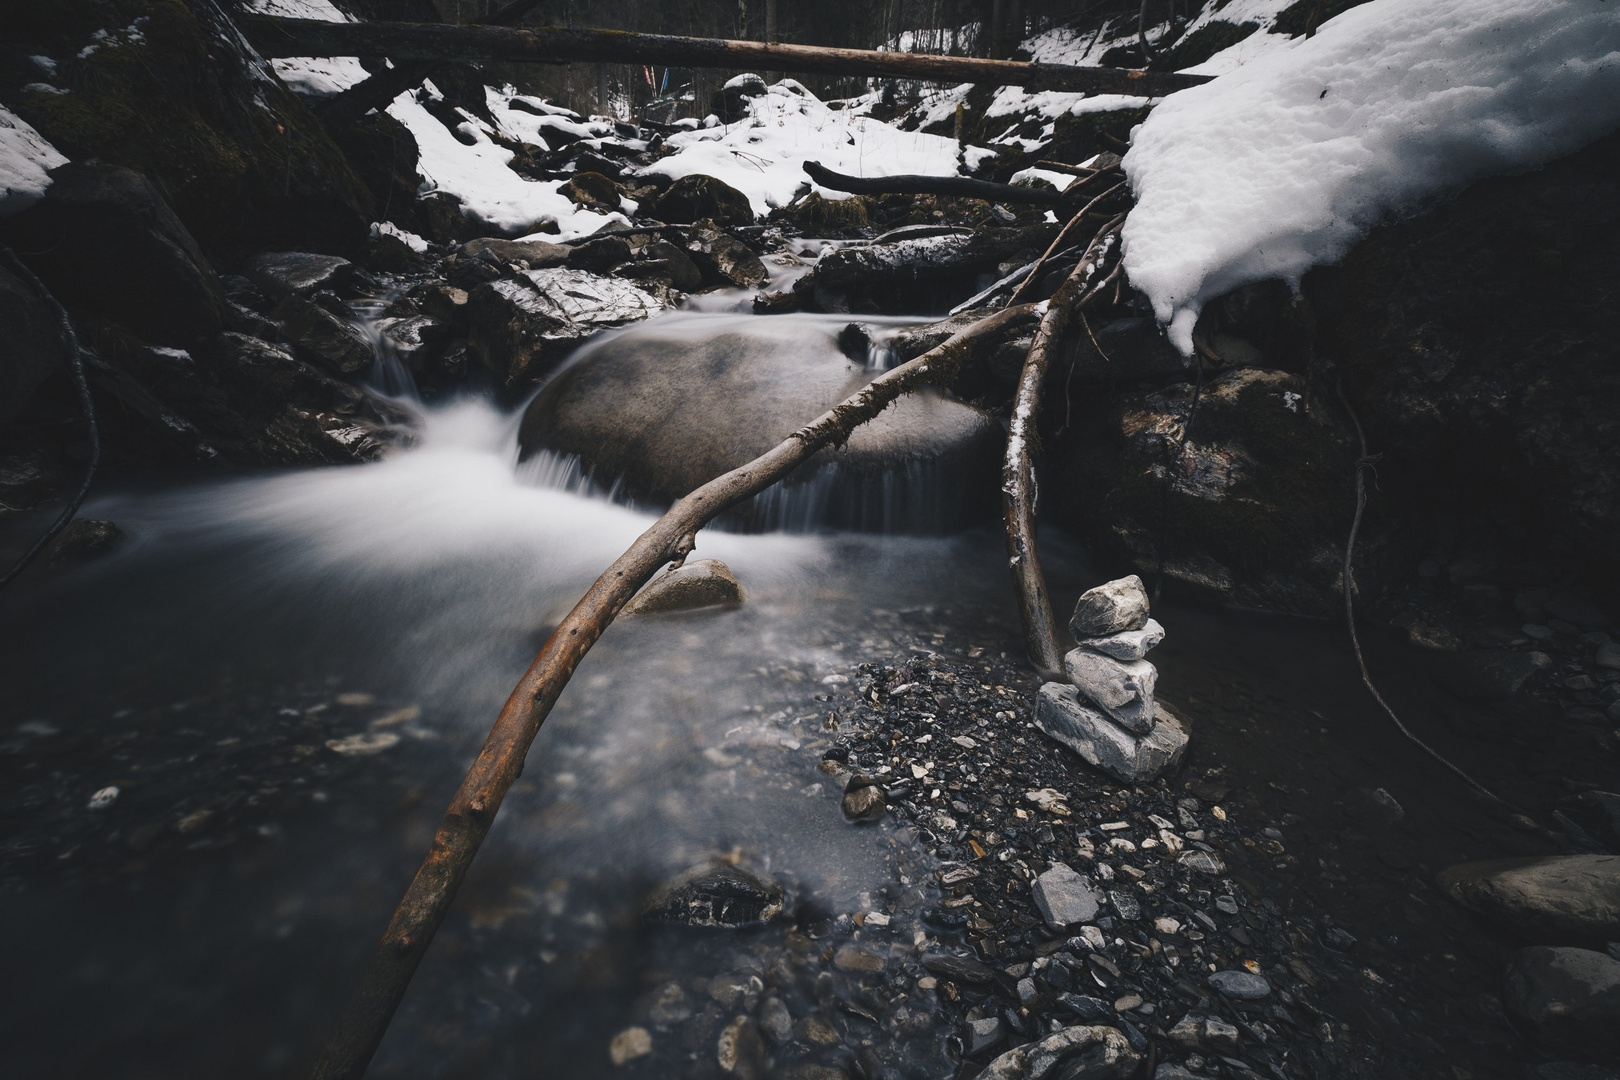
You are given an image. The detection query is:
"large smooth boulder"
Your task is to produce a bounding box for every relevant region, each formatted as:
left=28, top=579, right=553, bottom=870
left=517, top=316, right=1002, bottom=530
left=1505, top=946, right=1620, bottom=1062
left=1437, top=855, right=1620, bottom=944
left=0, top=260, right=66, bottom=423
left=2, top=164, right=229, bottom=347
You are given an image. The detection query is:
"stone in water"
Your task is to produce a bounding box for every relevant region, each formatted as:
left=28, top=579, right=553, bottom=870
left=624, top=558, right=744, bottom=615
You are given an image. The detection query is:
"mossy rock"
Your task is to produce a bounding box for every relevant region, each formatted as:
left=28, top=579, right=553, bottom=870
left=652, top=173, right=754, bottom=227
left=561, top=171, right=621, bottom=212
left=9, top=0, right=373, bottom=253
left=769, top=192, right=872, bottom=238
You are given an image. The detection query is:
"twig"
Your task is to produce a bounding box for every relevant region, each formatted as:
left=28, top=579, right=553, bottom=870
left=0, top=249, right=99, bottom=591
left=304, top=303, right=1036, bottom=1080
left=1334, top=373, right=1512, bottom=809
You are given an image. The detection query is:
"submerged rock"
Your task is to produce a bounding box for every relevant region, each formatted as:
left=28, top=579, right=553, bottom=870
left=644, top=863, right=783, bottom=928
left=1437, top=855, right=1620, bottom=943
left=517, top=317, right=1001, bottom=530
left=44, top=519, right=125, bottom=567
left=840, top=777, right=887, bottom=823
left=1505, top=946, right=1620, bottom=1061
left=623, top=559, right=745, bottom=615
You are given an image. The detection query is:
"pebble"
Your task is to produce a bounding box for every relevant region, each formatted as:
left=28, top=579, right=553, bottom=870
left=609, top=1026, right=652, bottom=1066
left=86, top=786, right=119, bottom=811
left=1032, top=862, right=1102, bottom=929
left=1114, top=993, right=1143, bottom=1011
left=1209, top=970, right=1272, bottom=1000
left=832, top=944, right=884, bottom=972
left=1215, top=895, right=1240, bottom=915
left=967, top=1015, right=1004, bottom=1053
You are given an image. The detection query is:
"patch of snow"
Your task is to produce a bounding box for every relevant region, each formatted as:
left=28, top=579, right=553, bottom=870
left=1122, top=0, right=1620, bottom=355
left=22, top=83, right=68, bottom=96
left=642, top=78, right=964, bottom=218
left=0, top=104, right=69, bottom=217
left=1009, top=165, right=1072, bottom=190
left=247, top=0, right=349, bottom=20
left=371, top=221, right=429, bottom=252
left=962, top=145, right=999, bottom=173
left=28, top=56, right=58, bottom=76
left=387, top=89, right=627, bottom=241
left=273, top=56, right=370, bottom=97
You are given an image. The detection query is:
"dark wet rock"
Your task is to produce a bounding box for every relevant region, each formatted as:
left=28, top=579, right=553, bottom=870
left=377, top=316, right=447, bottom=368
left=516, top=318, right=1001, bottom=528
left=759, top=995, right=793, bottom=1044
left=1505, top=946, right=1620, bottom=1062
left=1067, top=318, right=1191, bottom=382
left=797, top=226, right=1055, bottom=315
left=654, top=174, right=755, bottom=227
left=0, top=259, right=66, bottom=424
left=833, top=944, right=885, bottom=972
left=1034, top=684, right=1189, bottom=783
left=967, top=1015, right=1005, bottom=1054
left=242, top=252, right=354, bottom=300
left=623, top=558, right=744, bottom=615
left=466, top=269, right=665, bottom=388
left=419, top=284, right=472, bottom=324
left=1208, top=969, right=1271, bottom=1000
left=767, top=192, right=874, bottom=239
left=922, top=952, right=997, bottom=985
left=272, top=295, right=375, bottom=376
left=841, top=779, right=888, bottom=823
left=618, top=239, right=703, bottom=293
left=2, top=165, right=228, bottom=348
left=1070, top=576, right=1151, bottom=638
left=1529, top=1065, right=1620, bottom=1080
left=686, top=219, right=769, bottom=289
left=711, top=74, right=768, bottom=123
left=644, top=863, right=783, bottom=928
left=1052, top=368, right=1376, bottom=616
left=566, top=235, right=633, bottom=273
left=1032, top=863, right=1102, bottom=929
left=457, top=237, right=572, bottom=268
left=1556, top=792, right=1620, bottom=853
left=1437, top=855, right=1620, bottom=944
left=978, top=1024, right=1139, bottom=1080
left=44, top=520, right=125, bottom=567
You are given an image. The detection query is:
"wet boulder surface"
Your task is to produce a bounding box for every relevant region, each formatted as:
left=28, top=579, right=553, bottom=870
left=516, top=316, right=1003, bottom=531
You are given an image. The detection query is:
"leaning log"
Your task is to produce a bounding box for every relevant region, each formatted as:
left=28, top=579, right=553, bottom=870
left=804, top=160, right=1067, bottom=207
left=238, top=16, right=1212, bottom=97
left=1003, top=216, right=1124, bottom=679
left=304, top=304, right=1035, bottom=1080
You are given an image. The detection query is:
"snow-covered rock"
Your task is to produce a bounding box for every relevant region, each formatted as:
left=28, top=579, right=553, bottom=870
left=0, top=104, right=68, bottom=217
left=1122, top=0, right=1620, bottom=354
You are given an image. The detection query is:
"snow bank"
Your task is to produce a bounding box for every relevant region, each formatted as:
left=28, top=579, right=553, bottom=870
left=247, top=0, right=372, bottom=97
left=386, top=86, right=628, bottom=242
left=0, top=104, right=68, bottom=217
left=1122, top=0, right=1620, bottom=355
left=643, top=80, right=963, bottom=218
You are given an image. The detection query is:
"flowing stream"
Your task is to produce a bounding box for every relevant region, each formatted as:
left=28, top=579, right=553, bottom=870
left=0, top=306, right=1573, bottom=1080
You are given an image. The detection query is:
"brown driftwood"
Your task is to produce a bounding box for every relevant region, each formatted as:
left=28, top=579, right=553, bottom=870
left=305, top=304, right=1033, bottom=1080
left=804, top=160, right=1067, bottom=207
left=238, top=16, right=1212, bottom=96
left=1002, top=216, right=1125, bottom=679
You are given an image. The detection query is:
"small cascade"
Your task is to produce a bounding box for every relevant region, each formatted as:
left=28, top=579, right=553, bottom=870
left=346, top=294, right=423, bottom=401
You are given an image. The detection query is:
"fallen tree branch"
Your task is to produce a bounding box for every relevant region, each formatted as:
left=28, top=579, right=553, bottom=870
left=804, top=160, right=1068, bottom=207
left=1007, top=176, right=1124, bottom=305
left=305, top=303, right=1035, bottom=1080
left=1003, top=216, right=1126, bottom=679
left=0, top=249, right=99, bottom=591
left=238, top=16, right=1212, bottom=96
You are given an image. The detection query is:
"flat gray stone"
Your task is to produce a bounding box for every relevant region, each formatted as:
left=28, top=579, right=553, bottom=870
left=1083, top=618, right=1165, bottom=661
left=967, top=1015, right=1004, bottom=1054
left=1071, top=575, right=1150, bottom=638
left=1506, top=946, right=1620, bottom=1061
left=1032, top=862, right=1102, bottom=929
left=623, top=558, right=744, bottom=615
left=1064, top=648, right=1157, bottom=733
left=1034, top=683, right=1189, bottom=783
left=1208, top=969, right=1271, bottom=999
left=244, top=251, right=352, bottom=298
left=1438, top=854, right=1620, bottom=944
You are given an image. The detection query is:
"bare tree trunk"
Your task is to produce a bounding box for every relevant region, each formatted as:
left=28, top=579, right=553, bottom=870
left=240, top=16, right=1212, bottom=96
left=1003, top=217, right=1125, bottom=679
left=303, top=304, right=1035, bottom=1080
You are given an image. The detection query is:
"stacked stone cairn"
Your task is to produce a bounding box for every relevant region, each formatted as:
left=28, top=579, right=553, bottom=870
left=1033, top=574, right=1190, bottom=783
